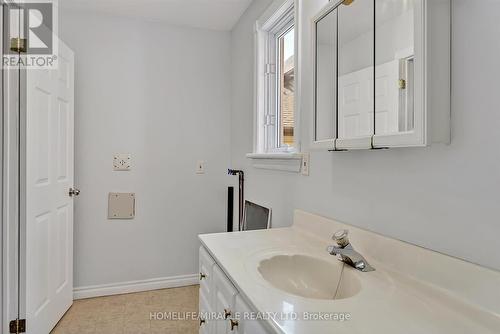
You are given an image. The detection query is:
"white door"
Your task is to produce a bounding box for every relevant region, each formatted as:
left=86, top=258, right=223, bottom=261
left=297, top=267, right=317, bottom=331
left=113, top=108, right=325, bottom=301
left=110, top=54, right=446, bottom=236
left=338, top=60, right=399, bottom=139
left=338, top=66, right=374, bottom=139
left=374, top=60, right=399, bottom=134
left=25, top=41, right=75, bottom=333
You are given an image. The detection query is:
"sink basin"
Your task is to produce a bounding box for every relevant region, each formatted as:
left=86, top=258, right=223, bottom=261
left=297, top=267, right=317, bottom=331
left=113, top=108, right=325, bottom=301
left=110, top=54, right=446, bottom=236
left=257, top=254, right=361, bottom=300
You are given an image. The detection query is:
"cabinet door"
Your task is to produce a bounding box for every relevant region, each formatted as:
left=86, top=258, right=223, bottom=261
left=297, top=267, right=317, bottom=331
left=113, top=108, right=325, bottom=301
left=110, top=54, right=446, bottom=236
left=373, top=0, right=421, bottom=146
left=336, top=0, right=375, bottom=150
left=232, top=295, right=269, bottom=334
left=213, top=266, right=238, bottom=334
left=313, top=5, right=338, bottom=149
left=199, top=288, right=213, bottom=334
left=371, top=0, right=450, bottom=147
left=199, top=247, right=215, bottom=305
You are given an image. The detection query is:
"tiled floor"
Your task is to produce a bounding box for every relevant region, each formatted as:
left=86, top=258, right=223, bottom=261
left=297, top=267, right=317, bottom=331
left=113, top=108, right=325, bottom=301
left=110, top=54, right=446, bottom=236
left=51, top=285, right=199, bottom=334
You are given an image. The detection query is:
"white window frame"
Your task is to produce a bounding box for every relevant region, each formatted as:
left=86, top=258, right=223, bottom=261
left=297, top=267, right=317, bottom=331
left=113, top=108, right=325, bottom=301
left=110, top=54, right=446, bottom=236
left=253, top=0, right=299, bottom=156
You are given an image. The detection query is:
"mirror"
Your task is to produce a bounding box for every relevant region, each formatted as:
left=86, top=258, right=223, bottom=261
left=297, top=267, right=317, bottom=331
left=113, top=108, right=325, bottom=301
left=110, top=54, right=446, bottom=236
left=312, top=0, right=448, bottom=150
left=337, top=0, right=374, bottom=143
left=314, top=8, right=337, bottom=144
left=375, top=0, right=416, bottom=136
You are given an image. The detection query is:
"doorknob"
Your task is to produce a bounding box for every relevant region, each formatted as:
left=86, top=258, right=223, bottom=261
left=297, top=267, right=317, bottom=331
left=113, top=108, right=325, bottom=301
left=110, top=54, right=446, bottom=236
left=69, top=188, right=81, bottom=197
left=229, top=319, right=239, bottom=331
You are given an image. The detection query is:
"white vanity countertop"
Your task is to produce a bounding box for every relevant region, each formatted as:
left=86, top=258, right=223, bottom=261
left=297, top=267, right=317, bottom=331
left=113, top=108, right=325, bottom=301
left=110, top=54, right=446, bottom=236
left=199, top=211, right=500, bottom=334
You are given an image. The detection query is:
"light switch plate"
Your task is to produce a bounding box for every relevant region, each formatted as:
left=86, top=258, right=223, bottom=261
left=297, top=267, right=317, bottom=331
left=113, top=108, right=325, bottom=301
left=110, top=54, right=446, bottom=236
left=196, top=161, right=206, bottom=174
left=301, top=153, right=310, bottom=176
left=113, top=154, right=132, bottom=171
left=108, top=193, right=135, bottom=219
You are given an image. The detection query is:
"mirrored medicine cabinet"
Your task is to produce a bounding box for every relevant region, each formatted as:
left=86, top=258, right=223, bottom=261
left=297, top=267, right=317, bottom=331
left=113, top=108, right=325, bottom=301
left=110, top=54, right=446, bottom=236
left=312, top=0, right=451, bottom=151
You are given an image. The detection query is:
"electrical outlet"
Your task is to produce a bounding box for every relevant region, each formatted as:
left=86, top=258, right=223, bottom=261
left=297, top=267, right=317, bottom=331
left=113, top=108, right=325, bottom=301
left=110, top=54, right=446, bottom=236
left=196, top=161, right=206, bottom=174
left=113, top=154, right=132, bottom=171
left=301, top=153, right=310, bottom=176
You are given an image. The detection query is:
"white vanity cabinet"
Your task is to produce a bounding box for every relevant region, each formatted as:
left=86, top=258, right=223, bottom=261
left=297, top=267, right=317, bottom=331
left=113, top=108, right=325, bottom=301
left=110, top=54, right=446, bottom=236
left=199, top=246, right=269, bottom=334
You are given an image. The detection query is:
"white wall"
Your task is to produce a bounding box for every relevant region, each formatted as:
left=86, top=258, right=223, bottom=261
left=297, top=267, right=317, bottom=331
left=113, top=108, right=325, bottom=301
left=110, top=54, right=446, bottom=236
left=230, top=0, right=500, bottom=271
left=60, top=11, right=232, bottom=288
left=231, top=0, right=297, bottom=230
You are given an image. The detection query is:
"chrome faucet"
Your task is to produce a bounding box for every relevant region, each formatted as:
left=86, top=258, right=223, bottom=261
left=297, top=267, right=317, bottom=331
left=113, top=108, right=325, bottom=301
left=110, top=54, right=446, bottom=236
left=327, top=230, right=375, bottom=272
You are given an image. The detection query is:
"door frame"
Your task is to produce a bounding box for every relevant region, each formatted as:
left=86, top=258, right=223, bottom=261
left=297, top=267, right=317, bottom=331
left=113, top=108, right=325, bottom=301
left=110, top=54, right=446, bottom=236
left=1, top=1, right=3, bottom=326
left=2, top=1, right=25, bottom=332
left=1, top=2, right=4, bottom=328
left=2, top=66, right=23, bottom=334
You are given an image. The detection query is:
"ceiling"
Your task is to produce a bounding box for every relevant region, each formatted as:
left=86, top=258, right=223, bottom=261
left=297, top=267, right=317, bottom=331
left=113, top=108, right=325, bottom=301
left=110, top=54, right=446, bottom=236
left=60, top=0, right=254, bottom=31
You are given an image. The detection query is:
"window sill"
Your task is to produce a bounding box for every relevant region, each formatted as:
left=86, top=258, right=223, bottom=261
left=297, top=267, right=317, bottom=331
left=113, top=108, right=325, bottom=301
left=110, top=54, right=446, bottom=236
left=246, top=153, right=303, bottom=173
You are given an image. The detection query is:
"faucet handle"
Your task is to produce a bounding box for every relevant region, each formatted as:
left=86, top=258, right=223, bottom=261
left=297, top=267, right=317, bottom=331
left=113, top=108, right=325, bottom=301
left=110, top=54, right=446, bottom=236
left=333, top=229, right=350, bottom=248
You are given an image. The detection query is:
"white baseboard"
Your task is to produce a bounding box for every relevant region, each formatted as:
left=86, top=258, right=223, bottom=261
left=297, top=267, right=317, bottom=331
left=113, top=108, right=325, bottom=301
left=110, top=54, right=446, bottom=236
left=73, top=274, right=199, bottom=300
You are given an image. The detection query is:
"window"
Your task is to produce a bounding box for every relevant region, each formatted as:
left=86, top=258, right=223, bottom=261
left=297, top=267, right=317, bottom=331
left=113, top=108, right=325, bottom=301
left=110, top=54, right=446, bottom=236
left=254, top=0, right=297, bottom=154
left=278, top=27, right=295, bottom=147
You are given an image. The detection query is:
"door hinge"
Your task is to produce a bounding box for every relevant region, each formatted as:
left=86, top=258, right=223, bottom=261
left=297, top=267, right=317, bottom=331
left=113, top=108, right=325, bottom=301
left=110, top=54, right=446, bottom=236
left=10, top=38, right=27, bottom=53
left=398, top=79, right=406, bottom=90
left=265, top=63, right=275, bottom=75
left=264, top=114, right=275, bottom=126
left=9, top=319, right=26, bottom=333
